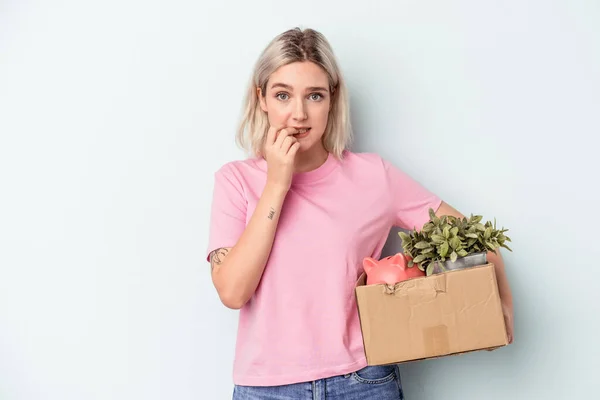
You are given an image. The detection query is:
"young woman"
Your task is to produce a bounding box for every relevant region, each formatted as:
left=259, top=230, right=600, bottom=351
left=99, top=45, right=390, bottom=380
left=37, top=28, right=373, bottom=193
left=206, top=27, right=514, bottom=400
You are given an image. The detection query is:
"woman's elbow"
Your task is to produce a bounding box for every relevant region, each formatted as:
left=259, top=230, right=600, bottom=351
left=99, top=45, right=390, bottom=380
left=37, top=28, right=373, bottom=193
left=210, top=262, right=253, bottom=309
left=218, top=291, right=248, bottom=310
left=213, top=279, right=248, bottom=309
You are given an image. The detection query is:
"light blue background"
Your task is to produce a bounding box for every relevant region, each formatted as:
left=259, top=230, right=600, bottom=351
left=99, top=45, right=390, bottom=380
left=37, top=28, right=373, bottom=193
left=1, top=1, right=598, bottom=399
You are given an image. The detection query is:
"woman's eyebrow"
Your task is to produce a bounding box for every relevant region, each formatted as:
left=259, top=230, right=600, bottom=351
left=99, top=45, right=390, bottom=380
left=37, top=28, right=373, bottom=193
left=270, top=83, right=328, bottom=92
left=270, top=82, right=293, bottom=90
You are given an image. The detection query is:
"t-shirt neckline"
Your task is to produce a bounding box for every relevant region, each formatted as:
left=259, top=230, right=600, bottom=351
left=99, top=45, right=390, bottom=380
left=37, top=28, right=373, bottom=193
left=254, top=152, right=340, bottom=184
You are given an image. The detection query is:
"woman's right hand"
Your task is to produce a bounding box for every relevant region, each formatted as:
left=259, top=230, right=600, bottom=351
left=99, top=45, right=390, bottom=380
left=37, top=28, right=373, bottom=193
left=211, top=126, right=299, bottom=309
left=263, top=126, right=300, bottom=191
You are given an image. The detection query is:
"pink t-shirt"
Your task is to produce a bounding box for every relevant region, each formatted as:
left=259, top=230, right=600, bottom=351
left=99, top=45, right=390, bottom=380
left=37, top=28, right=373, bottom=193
left=206, top=151, right=441, bottom=386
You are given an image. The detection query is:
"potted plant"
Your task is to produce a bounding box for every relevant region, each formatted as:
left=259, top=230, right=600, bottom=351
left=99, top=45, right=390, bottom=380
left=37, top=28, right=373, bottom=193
left=398, top=208, right=512, bottom=276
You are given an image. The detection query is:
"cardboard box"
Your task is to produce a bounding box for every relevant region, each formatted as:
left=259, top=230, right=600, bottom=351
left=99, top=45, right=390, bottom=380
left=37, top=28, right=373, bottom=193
left=355, top=263, right=508, bottom=365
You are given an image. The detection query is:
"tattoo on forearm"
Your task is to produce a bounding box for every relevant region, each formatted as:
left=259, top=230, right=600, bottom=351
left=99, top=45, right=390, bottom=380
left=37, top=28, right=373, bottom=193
left=268, top=207, right=275, bottom=220
left=210, top=247, right=230, bottom=271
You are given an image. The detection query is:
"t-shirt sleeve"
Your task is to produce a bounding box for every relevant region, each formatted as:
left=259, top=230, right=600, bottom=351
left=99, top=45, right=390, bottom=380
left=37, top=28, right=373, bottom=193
left=383, top=159, right=442, bottom=231
left=205, top=165, right=247, bottom=262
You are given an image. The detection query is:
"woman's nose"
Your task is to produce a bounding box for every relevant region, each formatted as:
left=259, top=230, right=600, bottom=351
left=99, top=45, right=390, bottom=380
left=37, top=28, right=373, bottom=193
left=292, top=99, right=307, bottom=121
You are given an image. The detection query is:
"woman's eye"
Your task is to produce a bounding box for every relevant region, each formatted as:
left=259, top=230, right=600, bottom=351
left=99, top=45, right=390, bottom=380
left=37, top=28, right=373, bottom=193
left=309, top=93, right=323, bottom=101
left=276, top=93, right=289, bottom=101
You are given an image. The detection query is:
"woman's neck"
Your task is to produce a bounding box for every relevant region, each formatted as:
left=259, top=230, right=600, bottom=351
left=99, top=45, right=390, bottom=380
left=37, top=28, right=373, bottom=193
left=294, top=144, right=329, bottom=173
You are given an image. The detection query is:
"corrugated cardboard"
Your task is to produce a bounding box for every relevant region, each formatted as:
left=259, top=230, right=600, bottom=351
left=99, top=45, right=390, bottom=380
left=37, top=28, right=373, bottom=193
left=355, top=263, right=508, bottom=365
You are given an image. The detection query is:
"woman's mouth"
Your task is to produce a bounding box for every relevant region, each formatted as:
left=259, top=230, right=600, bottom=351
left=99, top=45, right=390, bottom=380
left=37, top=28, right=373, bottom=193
left=293, top=128, right=311, bottom=138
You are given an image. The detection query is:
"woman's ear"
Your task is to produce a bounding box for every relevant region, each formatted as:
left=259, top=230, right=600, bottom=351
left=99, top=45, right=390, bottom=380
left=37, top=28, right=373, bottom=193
left=329, top=87, right=335, bottom=111
left=257, top=87, right=268, bottom=113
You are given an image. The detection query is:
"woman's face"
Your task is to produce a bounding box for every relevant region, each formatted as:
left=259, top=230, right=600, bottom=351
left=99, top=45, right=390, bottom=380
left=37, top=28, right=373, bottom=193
left=259, top=61, right=331, bottom=154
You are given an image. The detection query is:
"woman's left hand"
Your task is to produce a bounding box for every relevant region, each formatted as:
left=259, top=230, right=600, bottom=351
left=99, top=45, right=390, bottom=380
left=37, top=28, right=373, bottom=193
left=502, top=302, right=514, bottom=344
left=487, top=302, right=513, bottom=351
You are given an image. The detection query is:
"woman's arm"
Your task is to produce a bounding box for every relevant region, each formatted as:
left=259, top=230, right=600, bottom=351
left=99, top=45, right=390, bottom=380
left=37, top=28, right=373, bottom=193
left=209, top=127, right=301, bottom=310
left=210, top=183, right=288, bottom=309
left=434, top=201, right=514, bottom=344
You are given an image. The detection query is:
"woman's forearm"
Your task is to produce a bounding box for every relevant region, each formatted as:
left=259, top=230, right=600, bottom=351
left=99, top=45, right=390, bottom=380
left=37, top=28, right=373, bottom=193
left=211, top=183, right=288, bottom=309
left=487, top=249, right=514, bottom=343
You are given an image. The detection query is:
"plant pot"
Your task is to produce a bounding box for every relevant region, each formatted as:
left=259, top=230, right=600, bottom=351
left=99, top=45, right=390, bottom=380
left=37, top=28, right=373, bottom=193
left=431, top=252, right=487, bottom=274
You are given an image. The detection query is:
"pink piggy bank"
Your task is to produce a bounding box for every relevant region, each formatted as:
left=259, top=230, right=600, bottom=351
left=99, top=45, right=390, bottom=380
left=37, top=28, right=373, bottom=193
left=362, top=253, right=425, bottom=285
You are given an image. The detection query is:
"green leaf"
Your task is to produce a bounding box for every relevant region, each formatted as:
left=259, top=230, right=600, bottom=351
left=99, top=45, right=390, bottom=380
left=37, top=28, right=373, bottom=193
left=485, top=241, right=497, bottom=250
left=465, top=233, right=478, bottom=239
left=408, top=260, right=414, bottom=268
left=449, top=237, right=461, bottom=249
left=398, top=232, right=411, bottom=242
left=457, top=249, right=468, bottom=257
left=440, top=242, right=449, bottom=257
left=414, top=241, right=431, bottom=249
left=422, top=223, right=434, bottom=233
left=431, top=234, right=446, bottom=243
left=443, top=226, right=450, bottom=238
left=484, top=227, right=492, bottom=239
left=450, top=251, right=458, bottom=262
left=475, top=223, right=486, bottom=232
left=413, top=254, right=427, bottom=264
left=501, top=243, right=513, bottom=252
left=428, top=208, right=436, bottom=221
left=450, top=227, right=459, bottom=237
left=426, top=263, right=435, bottom=276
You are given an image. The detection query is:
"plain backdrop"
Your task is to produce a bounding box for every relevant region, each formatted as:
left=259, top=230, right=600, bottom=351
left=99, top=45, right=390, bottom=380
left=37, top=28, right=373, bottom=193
left=1, top=1, right=599, bottom=399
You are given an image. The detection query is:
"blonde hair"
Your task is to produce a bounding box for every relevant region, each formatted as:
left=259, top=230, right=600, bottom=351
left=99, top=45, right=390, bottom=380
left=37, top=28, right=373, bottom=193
left=236, top=27, right=352, bottom=159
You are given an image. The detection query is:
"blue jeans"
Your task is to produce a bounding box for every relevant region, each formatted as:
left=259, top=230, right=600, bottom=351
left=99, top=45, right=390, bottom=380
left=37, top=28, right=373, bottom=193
left=232, top=364, right=404, bottom=399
